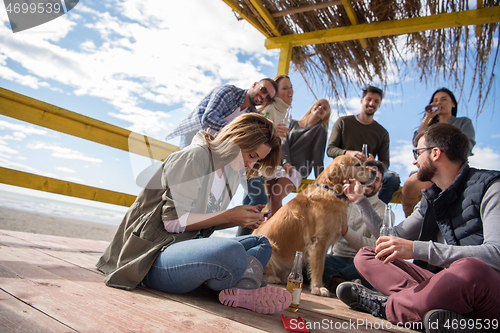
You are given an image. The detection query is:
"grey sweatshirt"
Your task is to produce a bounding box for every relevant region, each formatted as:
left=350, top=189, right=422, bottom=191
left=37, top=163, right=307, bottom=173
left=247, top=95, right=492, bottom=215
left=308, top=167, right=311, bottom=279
left=281, top=119, right=327, bottom=179
left=354, top=180, right=500, bottom=273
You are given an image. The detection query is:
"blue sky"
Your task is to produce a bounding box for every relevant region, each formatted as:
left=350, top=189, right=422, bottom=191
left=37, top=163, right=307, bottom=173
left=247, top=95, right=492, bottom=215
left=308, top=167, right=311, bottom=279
left=0, top=1, right=499, bottom=223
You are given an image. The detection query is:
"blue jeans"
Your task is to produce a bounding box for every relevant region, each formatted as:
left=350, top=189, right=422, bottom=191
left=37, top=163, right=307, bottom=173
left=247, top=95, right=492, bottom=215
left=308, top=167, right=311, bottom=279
left=142, top=235, right=272, bottom=294
left=323, top=254, right=372, bottom=288
left=243, top=176, right=267, bottom=206
left=378, top=170, right=401, bottom=204
left=237, top=176, right=267, bottom=236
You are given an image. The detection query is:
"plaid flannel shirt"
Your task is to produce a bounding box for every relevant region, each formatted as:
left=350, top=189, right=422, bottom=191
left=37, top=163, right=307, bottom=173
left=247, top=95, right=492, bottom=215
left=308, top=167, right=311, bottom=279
left=166, top=85, right=256, bottom=140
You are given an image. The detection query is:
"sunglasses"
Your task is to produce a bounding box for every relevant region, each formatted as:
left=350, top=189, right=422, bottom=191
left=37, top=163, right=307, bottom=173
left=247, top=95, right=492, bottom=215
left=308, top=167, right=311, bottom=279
left=412, top=147, right=437, bottom=160
left=257, top=83, right=273, bottom=103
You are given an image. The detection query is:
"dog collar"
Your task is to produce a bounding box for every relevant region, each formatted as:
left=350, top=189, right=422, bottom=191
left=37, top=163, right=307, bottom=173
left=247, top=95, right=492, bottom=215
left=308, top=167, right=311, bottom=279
left=311, top=184, right=345, bottom=200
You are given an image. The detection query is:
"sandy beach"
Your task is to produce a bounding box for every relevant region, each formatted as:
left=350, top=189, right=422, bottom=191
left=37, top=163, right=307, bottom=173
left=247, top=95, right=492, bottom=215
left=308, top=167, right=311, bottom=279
left=0, top=206, right=118, bottom=242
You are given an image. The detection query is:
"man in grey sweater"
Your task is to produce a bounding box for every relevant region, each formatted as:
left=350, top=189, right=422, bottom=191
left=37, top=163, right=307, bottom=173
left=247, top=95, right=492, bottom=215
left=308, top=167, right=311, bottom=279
left=336, top=123, right=500, bottom=332
left=327, top=86, right=400, bottom=204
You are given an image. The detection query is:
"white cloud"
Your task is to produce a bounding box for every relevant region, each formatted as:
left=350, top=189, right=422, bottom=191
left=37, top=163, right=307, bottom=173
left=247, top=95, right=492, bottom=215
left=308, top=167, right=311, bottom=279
left=55, top=166, right=77, bottom=174
left=27, top=142, right=103, bottom=164
left=0, top=1, right=273, bottom=138
left=0, top=157, right=39, bottom=173
left=389, top=140, right=417, bottom=181
left=0, top=144, right=18, bottom=155
left=469, top=147, right=500, bottom=170
left=0, top=120, right=48, bottom=136
left=65, top=176, right=85, bottom=183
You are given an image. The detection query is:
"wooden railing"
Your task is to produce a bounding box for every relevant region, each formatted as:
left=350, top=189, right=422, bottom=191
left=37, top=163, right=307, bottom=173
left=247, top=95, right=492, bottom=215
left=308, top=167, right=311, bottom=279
left=0, top=87, right=177, bottom=207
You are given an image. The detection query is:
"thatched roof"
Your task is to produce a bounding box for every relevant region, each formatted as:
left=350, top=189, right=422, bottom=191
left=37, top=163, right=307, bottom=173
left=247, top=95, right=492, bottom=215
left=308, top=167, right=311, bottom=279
left=225, top=0, right=499, bottom=115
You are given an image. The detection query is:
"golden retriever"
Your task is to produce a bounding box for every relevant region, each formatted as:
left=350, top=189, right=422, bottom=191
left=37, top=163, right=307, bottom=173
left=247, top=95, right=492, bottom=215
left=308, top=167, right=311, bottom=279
left=253, top=155, right=376, bottom=296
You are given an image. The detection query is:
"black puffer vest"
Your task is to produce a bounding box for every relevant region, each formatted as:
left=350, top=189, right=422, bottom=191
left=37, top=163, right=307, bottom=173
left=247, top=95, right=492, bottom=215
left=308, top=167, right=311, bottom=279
left=414, top=164, right=500, bottom=273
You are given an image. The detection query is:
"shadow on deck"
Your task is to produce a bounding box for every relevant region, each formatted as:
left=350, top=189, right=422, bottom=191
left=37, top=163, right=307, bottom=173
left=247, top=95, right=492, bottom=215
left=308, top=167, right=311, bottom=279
left=0, top=229, right=419, bottom=332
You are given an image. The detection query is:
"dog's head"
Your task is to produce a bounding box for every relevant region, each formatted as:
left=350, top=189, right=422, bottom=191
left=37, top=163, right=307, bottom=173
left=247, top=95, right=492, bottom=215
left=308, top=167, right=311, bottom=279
left=314, top=155, right=377, bottom=198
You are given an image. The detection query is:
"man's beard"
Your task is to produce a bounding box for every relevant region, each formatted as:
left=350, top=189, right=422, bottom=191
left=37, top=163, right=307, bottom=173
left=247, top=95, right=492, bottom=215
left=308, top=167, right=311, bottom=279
left=363, top=108, right=376, bottom=117
left=364, top=186, right=379, bottom=198
left=248, top=91, right=258, bottom=106
left=417, top=157, right=437, bottom=182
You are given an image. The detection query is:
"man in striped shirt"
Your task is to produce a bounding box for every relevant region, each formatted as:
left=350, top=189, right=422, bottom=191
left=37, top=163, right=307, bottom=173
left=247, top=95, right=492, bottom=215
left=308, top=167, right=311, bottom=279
left=166, top=78, right=277, bottom=149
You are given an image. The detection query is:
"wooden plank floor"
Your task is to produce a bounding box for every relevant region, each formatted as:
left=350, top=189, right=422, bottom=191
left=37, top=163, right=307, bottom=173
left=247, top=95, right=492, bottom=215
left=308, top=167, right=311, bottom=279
left=0, top=229, right=418, bottom=333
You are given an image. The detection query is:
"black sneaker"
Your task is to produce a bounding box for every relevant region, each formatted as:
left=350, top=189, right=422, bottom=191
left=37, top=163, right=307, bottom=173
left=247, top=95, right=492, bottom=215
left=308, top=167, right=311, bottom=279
left=423, top=309, right=486, bottom=333
left=336, top=282, right=388, bottom=318
left=325, top=276, right=346, bottom=294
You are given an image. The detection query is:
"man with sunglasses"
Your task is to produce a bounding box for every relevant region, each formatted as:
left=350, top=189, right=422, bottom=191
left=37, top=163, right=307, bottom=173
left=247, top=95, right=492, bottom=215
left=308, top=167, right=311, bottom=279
left=166, top=79, right=277, bottom=149
left=336, top=123, right=500, bottom=332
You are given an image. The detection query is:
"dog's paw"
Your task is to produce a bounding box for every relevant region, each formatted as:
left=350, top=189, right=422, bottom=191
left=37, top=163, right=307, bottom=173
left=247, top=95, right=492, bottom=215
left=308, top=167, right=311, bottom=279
left=266, top=275, right=283, bottom=284
left=310, top=286, right=330, bottom=297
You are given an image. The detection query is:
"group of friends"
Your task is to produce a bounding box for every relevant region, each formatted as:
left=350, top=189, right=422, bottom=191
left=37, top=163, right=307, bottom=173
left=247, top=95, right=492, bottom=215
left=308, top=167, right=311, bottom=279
left=96, top=76, right=500, bottom=332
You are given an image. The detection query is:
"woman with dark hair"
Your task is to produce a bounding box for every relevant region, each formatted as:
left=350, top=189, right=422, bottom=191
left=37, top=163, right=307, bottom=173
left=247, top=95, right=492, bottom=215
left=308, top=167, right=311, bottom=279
left=97, top=113, right=292, bottom=313
left=401, top=88, right=476, bottom=217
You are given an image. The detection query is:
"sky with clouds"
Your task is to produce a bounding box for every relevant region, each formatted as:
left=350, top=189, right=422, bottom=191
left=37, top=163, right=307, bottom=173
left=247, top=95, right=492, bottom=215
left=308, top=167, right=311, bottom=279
left=0, top=0, right=499, bottom=222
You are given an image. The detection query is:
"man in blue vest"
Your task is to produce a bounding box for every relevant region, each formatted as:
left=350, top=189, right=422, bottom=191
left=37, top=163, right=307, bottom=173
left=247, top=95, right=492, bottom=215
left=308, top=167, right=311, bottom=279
left=336, top=123, right=500, bottom=332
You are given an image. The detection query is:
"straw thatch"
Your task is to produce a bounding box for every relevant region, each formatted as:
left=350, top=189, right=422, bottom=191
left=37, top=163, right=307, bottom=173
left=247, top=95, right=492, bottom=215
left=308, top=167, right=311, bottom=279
left=230, top=0, right=499, bottom=115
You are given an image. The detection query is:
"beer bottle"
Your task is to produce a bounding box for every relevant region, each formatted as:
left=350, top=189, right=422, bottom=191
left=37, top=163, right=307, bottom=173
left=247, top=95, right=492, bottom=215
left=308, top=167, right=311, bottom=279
left=286, top=251, right=303, bottom=312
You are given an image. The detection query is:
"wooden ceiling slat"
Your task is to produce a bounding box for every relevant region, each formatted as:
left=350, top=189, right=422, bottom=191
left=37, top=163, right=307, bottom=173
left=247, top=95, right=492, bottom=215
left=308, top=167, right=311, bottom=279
left=270, top=0, right=362, bottom=18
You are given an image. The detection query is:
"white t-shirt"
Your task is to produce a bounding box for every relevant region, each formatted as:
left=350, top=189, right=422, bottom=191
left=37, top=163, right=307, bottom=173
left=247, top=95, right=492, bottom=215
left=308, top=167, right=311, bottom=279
left=163, top=170, right=226, bottom=233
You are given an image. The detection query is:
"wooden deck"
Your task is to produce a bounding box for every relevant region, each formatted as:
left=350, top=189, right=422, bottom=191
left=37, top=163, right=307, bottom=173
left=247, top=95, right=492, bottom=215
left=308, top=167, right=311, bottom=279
left=0, top=229, right=418, bottom=333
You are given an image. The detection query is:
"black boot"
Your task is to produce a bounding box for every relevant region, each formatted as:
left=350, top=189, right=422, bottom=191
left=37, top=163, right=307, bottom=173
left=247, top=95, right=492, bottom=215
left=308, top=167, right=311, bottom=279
left=336, top=282, right=388, bottom=319
left=423, top=309, right=486, bottom=333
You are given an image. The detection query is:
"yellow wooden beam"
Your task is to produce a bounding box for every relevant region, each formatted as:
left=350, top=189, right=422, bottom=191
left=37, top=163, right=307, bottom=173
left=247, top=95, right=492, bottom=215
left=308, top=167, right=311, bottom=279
left=277, top=43, right=292, bottom=75
left=265, top=7, right=500, bottom=49
left=293, top=178, right=313, bottom=193
left=0, top=167, right=136, bottom=207
left=476, top=0, right=484, bottom=37
left=341, top=0, right=367, bottom=48
left=222, top=0, right=272, bottom=37
left=0, top=87, right=177, bottom=162
left=249, top=0, right=281, bottom=36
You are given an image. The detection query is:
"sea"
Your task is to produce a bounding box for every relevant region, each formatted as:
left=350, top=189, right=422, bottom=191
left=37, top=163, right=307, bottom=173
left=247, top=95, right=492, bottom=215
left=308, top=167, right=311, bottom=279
left=0, top=186, right=237, bottom=238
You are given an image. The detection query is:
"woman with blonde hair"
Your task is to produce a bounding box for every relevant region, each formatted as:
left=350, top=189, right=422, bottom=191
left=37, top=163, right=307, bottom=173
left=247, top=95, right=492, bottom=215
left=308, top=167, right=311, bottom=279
left=266, top=99, right=331, bottom=215
left=97, top=113, right=291, bottom=313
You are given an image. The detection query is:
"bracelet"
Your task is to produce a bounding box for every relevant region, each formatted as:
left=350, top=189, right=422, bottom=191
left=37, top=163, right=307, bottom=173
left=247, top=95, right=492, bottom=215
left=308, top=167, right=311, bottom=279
left=423, top=116, right=433, bottom=125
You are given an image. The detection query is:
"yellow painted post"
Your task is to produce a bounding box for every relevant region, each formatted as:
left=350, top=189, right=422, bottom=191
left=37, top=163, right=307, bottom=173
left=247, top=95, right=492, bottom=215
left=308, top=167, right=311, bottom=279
left=277, top=43, right=292, bottom=75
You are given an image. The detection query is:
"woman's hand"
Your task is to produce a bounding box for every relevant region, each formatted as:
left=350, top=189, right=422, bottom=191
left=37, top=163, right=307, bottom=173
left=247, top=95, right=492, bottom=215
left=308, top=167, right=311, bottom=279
left=375, top=236, right=414, bottom=264
left=276, top=123, right=289, bottom=136
left=283, top=163, right=293, bottom=176
left=342, top=178, right=364, bottom=202
left=425, top=104, right=439, bottom=119
left=187, top=204, right=266, bottom=231
left=227, top=205, right=266, bottom=229
left=417, top=104, right=439, bottom=133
